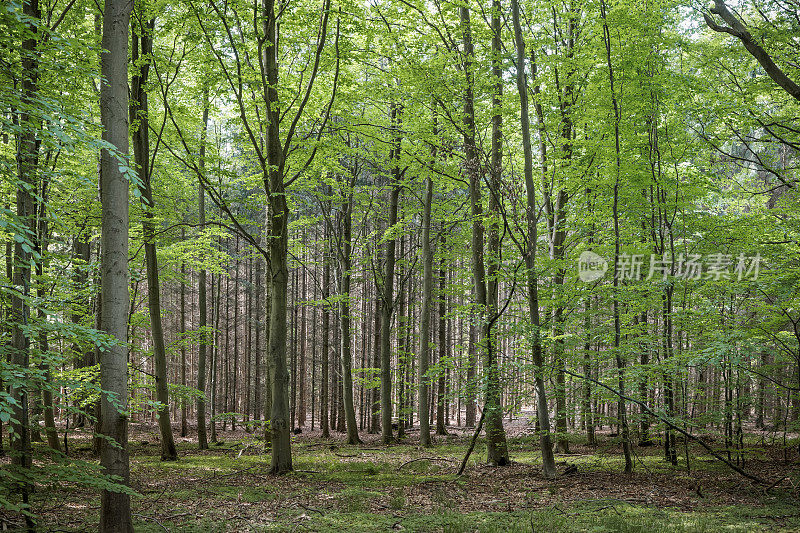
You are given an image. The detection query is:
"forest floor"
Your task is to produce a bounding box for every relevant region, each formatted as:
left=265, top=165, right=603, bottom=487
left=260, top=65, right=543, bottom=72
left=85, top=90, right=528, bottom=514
left=13, top=421, right=800, bottom=532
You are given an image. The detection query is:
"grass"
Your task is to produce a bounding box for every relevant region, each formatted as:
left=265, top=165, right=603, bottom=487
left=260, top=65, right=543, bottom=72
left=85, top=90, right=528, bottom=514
left=21, top=428, right=800, bottom=532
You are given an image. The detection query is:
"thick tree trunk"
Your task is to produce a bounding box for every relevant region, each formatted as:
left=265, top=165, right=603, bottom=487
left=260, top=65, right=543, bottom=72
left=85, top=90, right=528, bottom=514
left=98, top=0, right=134, bottom=527
left=10, top=0, right=42, bottom=514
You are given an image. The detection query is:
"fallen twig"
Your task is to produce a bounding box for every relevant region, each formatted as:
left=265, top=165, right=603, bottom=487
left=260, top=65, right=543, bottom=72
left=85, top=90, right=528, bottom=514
left=133, top=513, right=169, bottom=532
left=396, top=457, right=455, bottom=471
left=457, top=409, right=486, bottom=476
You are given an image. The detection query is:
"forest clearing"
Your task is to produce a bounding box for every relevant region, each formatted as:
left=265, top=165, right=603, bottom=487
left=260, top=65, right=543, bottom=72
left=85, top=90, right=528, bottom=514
left=3, top=0, right=800, bottom=530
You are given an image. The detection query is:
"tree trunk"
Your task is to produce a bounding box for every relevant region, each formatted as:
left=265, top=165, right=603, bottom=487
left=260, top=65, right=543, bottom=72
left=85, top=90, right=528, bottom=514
left=379, top=104, right=402, bottom=444
left=601, top=0, right=633, bottom=473
left=98, top=0, right=134, bottom=527
left=510, top=0, right=556, bottom=476
left=418, top=160, right=434, bottom=447
left=321, top=229, right=331, bottom=439
left=34, top=173, right=60, bottom=452
left=461, top=4, right=509, bottom=467
left=180, top=228, right=188, bottom=437
left=196, top=85, right=210, bottom=451
left=436, top=246, right=447, bottom=436
left=336, top=189, right=361, bottom=444
left=131, top=14, right=177, bottom=461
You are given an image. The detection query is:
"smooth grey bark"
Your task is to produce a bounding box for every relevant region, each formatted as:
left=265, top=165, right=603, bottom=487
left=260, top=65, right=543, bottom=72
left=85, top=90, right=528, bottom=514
left=196, top=86, right=210, bottom=451
left=321, top=230, right=331, bottom=439
left=35, top=177, right=59, bottom=452
left=98, top=0, right=134, bottom=528
left=180, top=228, right=188, bottom=437
left=262, top=1, right=293, bottom=463
left=460, top=4, right=509, bottom=466
left=379, top=103, right=402, bottom=444
left=418, top=153, right=434, bottom=448
left=336, top=188, right=361, bottom=444
left=484, top=0, right=509, bottom=465
left=261, top=0, right=332, bottom=473
left=130, top=14, right=177, bottom=461
left=601, top=0, right=633, bottom=473
left=510, top=0, right=557, bottom=477
left=435, top=247, right=447, bottom=436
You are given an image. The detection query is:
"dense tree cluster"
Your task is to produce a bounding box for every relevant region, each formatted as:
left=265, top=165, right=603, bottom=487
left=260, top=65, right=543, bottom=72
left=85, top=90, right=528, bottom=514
left=1, top=0, right=799, bottom=526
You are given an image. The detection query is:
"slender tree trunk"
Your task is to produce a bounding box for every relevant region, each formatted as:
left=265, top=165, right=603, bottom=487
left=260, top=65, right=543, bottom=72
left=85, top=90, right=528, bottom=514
left=232, top=239, right=240, bottom=430
left=436, top=244, right=447, bottom=436
left=418, top=159, right=434, bottom=447
left=638, top=312, right=652, bottom=446
left=35, top=177, right=60, bottom=452
left=244, top=254, right=252, bottom=429
left=511, top=0, right=556, bottom=476
left=601, top=0, right=633, bottom=473
left=262, top=0, right=293, bottom=474
left=336, top=189, right=361, bottom=444
left=379, top=104, right=402, bottom=444
left=396, top=234, right=407, bottom=438
left=98, top=0, right=134, bottom=527
left=262, top=244, right=273, bottom=445
left=210, top=267, right=222, bottom=443
left=321, top=230, right=331, bottom=439
left=461, top=3, right=509, bottom=466
left=254, top=255, right=262, bottom=425
left=131, top=14, right=177, bottom=460
left=180, top=229, right=188, bottom=437
left=371, top=297, right=380, bottom=433
left=196, top=85, right=210, bottom=451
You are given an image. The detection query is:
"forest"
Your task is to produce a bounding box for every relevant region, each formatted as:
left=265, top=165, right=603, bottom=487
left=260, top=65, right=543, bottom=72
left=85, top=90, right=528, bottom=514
left=2, top=0, right=800, bottom=530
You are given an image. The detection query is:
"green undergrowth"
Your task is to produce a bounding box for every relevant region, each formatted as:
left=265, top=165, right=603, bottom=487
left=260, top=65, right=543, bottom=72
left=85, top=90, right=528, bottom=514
left=130, top=504, right=800, bottom=533
left=31, top=433, right=800, bottom=532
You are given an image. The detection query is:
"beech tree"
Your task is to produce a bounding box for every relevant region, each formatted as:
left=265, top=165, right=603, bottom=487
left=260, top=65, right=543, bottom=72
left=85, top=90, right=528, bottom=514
left=98, top=0, right=134, bottom=528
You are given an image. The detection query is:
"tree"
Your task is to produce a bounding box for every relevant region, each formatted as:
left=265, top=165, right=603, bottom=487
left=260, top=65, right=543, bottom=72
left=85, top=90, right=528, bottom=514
left=98, top=0, right=134, bottom=527
left=704, top=0, right=800, bottom=102
left=460, top=2, right=509, bottom=466
left=130, top=10, right=178, bottom=462
left=510, top=0, right=557, bottom=478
